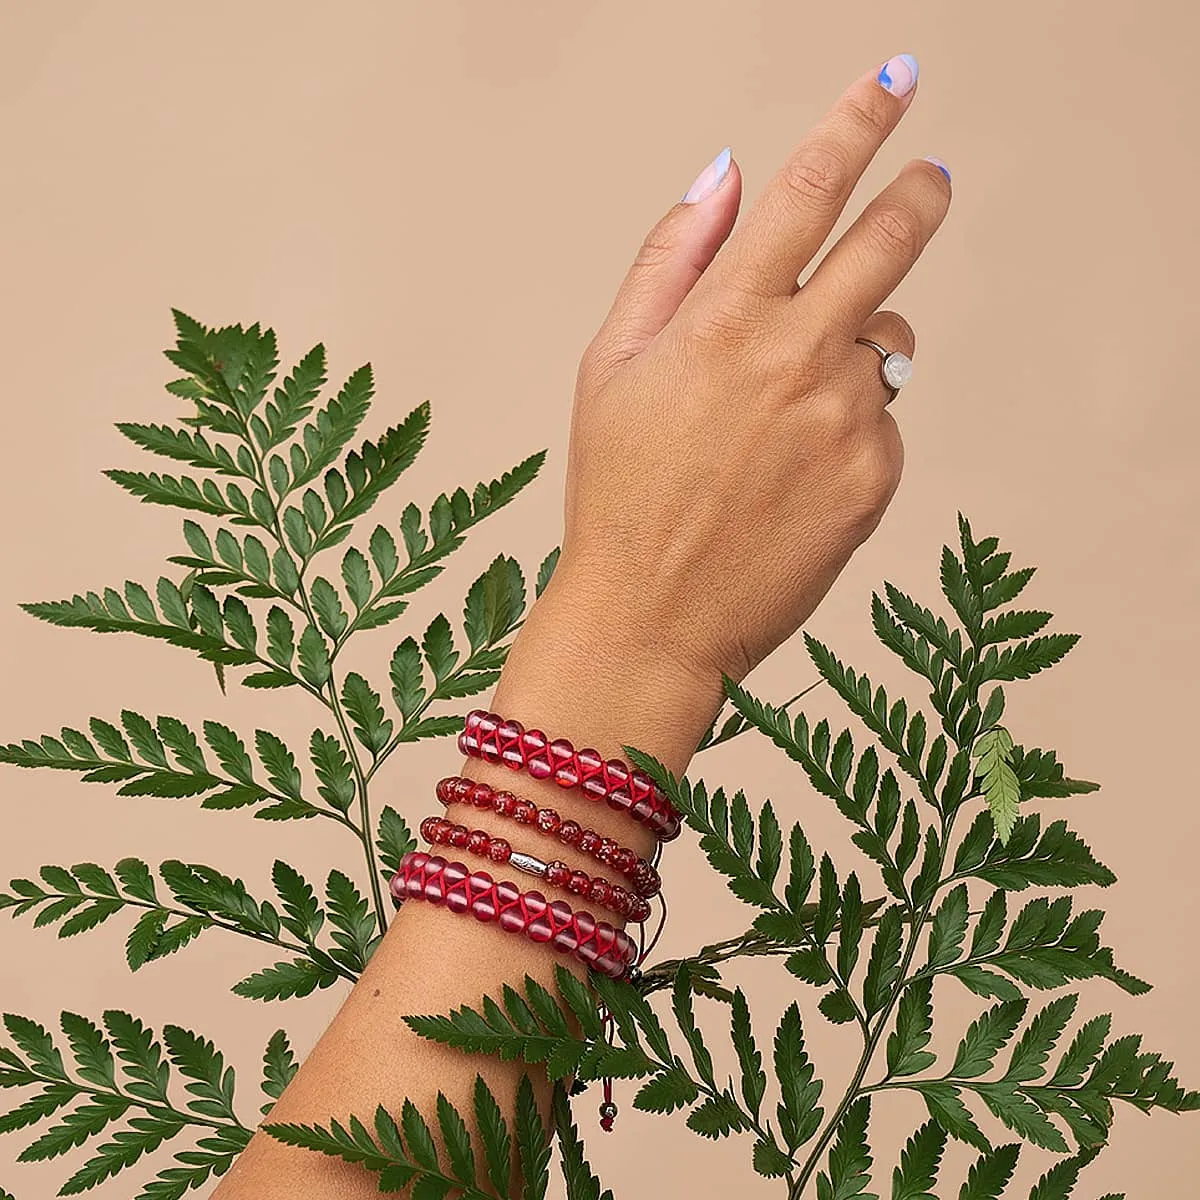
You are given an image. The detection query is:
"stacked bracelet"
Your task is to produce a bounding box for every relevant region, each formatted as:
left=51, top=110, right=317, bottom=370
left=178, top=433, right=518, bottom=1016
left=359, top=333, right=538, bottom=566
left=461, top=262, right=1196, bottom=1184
left=392, top=851, right=637, bottom=979
left=419, top=816, right=652, bottom=923
left=458, top=709, right=682, bottom=841
left=435, top=775, right=662, bottom=898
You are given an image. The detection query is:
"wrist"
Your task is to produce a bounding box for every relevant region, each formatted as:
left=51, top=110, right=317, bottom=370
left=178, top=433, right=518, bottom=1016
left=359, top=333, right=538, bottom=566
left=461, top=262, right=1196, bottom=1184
left=495, top=567, right=726, bottom=778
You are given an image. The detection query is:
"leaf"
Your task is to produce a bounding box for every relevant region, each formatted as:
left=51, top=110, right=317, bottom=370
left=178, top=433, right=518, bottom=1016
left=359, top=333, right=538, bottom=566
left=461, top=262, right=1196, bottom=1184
left=927, top=885, right=970, bottom=969
left=685, top=1092, right=748, bottom=1139
left=1027, top=1147, right=1101, bottom=1200
left=887, top=979, right=936, bottom=1078
left=514, top=1074, right=551, bottom=1200
left=730, top=988, right=767, bottom=1117
left=891, top=1120, right=947, bottom=1200
left=463, top=556, right=526, bottom=652
left=774, top=1002, right=824, bottom=1152
left=974, top=727, right=1021, bottom=844
left=951, top=1001, right=1028, bottom=1080
left=817, top=1097, right=876, bottom=1200
left=260, top=1030, right=298, bottom=1111
left=376, top=806, right=417, bottom=875
left=958, top=1144, right=1020, bottom=1200
left=863, top=907, right=904, bottom=1016
left=553, top=1087, right=614, bottom=1200
left=341, top=673, right=394, bottom=754
left=633, top=1068, right=699, bottom=1114
left=474, top=1076, right=512, bottom=1197
left=232, top=958, right=340, bottom=1001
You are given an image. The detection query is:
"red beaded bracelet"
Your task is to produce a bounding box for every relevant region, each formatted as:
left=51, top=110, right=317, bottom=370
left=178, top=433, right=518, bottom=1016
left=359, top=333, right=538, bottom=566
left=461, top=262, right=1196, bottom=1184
left=419, top=815, right=653, bottom=923
left=457, top=710, right=682, bottom=842
left=435, top=775, right=662, bottom=899
left=390, top=851, right=637, bottom=979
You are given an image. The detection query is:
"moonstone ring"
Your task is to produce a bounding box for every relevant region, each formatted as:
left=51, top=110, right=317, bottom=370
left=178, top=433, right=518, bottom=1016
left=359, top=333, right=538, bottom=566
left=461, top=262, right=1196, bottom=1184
left=854, top=337, right=913, bottom=404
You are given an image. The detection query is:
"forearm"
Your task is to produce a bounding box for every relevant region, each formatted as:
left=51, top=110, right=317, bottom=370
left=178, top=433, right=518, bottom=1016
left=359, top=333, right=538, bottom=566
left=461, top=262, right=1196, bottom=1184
left=214, top=570, right=727, bottom=1198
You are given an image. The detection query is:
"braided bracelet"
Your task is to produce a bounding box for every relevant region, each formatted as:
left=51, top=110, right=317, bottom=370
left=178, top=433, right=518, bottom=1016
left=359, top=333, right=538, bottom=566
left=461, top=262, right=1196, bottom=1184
left=391, top=851, right=637, bottom=979
left=419, top=815, right=652, bottom=923
left=436, top=775, right=662, bottom=898
left=458, top=710, right=682, bottom=842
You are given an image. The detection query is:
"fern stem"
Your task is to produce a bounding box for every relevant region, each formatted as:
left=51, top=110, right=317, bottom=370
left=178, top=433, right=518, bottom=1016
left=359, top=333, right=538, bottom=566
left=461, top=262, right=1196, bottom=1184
left=230, top=408, right=390, bottom=937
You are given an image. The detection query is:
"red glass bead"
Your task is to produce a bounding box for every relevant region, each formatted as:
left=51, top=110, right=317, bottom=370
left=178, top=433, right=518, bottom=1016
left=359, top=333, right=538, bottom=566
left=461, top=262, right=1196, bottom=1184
left=603, top=759, right=630, bottom=791
left=577, top=830, right=601, bottom=854
left=557, top=819, right=582, bottom=845
left=611, top=847, right=637, bottom=874
left=449, top=825, right=471, bottom=848
left=527, top=913, right=554, bottom=943
left=493, top=791, right=517, bottom=817
left=468, top=781, right=493, bottom=807
left=513, top=799, right=537, bottom=824
left=471, top=892, right=497, bottom=921
left=567, top=871, right=591, bottom=897
left=535, top=808, right=561, bottom=835
left=488, top=838, right=512, bottom=864
left=631, top=795, right=655, bottom=825
left=467, top=830, right=490, bottom=855
left=420, top=816, right=440, bottom=841
left=545, top=861, right=571, bottom=888
left=441, top=860, right=468, bottom=887
left=596, top=838, right=617, bottom=864
left=606, top=785, right=633, bottom=813
left=548, top=737, right=574, bottom=769
left=589, top=877, right=611, bottom=904
left=630, top=897, right=652, bottom=923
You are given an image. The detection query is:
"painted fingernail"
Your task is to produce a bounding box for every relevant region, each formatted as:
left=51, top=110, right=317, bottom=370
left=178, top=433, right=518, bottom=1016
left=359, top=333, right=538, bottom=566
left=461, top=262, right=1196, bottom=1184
left=681, top=146, right=732, bottom=204
left=877, top=53, right=919, bottom=97
left=923, top=156, right=952, bottom=182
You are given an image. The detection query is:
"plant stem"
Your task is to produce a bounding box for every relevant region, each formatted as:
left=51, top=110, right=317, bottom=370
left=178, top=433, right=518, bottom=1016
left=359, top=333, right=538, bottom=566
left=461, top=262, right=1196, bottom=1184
left=233, top=412, right=389, bottom=936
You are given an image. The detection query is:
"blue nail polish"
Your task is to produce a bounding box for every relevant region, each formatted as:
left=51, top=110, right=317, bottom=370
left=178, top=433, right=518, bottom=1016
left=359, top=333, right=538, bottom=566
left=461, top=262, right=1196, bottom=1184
left=923, top=156, right=951, bottom=182
left=877, top=53, right=919, bottom=97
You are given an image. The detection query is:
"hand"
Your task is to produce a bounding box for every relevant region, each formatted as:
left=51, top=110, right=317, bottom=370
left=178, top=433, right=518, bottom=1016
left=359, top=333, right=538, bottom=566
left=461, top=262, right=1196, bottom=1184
left=546, top=55, right=950, bottom=693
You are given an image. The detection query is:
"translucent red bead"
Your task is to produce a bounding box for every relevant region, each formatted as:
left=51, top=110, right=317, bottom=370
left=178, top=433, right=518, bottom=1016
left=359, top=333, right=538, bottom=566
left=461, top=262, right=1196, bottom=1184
left=457, top=709, right=682, bottom=841
left=434, top=775, right=661, bottom=898
left=391, top=852, right=637, bottom=979
left=420, top=815, right=648, bottom=922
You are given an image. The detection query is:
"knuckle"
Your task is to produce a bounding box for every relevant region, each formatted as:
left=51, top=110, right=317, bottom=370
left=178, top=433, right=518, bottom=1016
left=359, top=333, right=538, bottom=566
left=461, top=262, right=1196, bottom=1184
left=780, top=146, right=848, bottom=209
left=690, top=292, right=767, bottom=352
left=846, top=438, right=903, bottom=529
left=838, top=90, right=891, bottom=141
left=631, top=226, right=679, bottom=272
left=865, top=202, right=924, bottom=260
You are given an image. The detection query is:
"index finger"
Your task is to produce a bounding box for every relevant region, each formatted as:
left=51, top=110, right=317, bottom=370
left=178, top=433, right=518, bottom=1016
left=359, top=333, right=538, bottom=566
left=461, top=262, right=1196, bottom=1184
left=695, top=55, right=921, bottom=303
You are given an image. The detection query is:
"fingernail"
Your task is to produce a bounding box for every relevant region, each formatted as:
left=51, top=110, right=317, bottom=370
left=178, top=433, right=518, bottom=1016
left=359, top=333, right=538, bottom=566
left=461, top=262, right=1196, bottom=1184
left=681, top=146, right=732, bottom=204
left=877, top=53, right=919, bottom=97
left=923, top=156, right=952, bottom=182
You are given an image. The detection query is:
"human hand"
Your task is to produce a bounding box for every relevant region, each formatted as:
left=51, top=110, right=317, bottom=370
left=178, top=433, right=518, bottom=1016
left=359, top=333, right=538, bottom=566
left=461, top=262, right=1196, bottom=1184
left=547, top=54, right=949, bottom=692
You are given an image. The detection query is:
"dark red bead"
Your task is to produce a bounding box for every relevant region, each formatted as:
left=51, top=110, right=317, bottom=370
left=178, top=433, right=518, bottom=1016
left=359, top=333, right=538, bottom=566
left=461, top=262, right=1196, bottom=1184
left=448, top=825, right=471, bottom=848
left=558, top=819, right=582, bottom=845
left=441, top=860, right=468, bottom=887
left=630, top=897, right=652, bottom=923
left=535, top=808, right=561, bottom=835
left=590, top=879, right=612, bottom=908
left=631, top=795, right=655, bottom=825
left=606, top=786, right=633, bottom=813
left=546, top=861, right=571, bottom=888
left=471, top=892, right=497, bottom=921
left=596, top=838, right=617, bottom=864
left=420, top=816, right=440, bottom=841
left=488, top=838, right=511, bottom=864
left=468, top=781, right=493, bottom=807
left=467, top=830, right=490, bottom=855
left=603, top=759, right=629, bottom=789
left=493, top=791, right=517, bottom=817
left=527, top=913, right=554, bottom=943
left=577, top=830, right=601, bottom=854
left=568, top=871, right=591, bottom=896
left=513, top=799, right=537, bottom=824
left=611, top=847, right=637, bottom=874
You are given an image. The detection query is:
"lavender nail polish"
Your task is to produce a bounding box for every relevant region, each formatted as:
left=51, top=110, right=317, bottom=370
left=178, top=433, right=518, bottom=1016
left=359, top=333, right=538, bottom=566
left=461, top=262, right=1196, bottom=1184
left=682, top=146, right=732, bottom=204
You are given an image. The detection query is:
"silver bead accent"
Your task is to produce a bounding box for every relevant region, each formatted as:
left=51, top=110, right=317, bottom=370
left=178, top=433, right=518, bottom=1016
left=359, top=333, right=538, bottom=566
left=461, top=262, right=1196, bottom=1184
left=508, top=851, right=549, bottom=877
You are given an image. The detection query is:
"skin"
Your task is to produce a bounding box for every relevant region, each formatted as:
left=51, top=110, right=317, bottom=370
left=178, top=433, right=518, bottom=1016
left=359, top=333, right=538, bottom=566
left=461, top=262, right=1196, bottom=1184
left=214, top=59, right=950, bottom=1198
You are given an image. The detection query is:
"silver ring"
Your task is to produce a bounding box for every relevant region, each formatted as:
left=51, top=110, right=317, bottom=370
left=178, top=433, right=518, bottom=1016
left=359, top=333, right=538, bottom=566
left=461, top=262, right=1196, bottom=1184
left=855, top=337, right=913, bottom=404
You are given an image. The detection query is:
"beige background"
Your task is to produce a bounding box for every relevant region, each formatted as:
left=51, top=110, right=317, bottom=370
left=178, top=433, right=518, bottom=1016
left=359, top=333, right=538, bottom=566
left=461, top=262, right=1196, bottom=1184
left=1, top=2, right=1197, bottom=1196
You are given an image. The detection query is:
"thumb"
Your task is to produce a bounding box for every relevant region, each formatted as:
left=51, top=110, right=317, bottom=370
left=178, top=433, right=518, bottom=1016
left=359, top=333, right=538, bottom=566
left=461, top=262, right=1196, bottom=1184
left=583, top=147, right=741, bottom=382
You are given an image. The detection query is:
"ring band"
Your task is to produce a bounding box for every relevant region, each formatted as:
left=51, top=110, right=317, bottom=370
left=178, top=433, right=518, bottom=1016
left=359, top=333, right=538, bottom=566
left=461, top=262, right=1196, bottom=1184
left=855, top=337, right=913, bottom=404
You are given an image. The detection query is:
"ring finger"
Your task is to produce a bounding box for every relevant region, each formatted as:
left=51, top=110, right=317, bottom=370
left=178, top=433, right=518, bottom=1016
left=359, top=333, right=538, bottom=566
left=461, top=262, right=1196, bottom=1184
left=795, top=157, right=951, bottom=339
left=854, top=309, right=916, bottom=408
